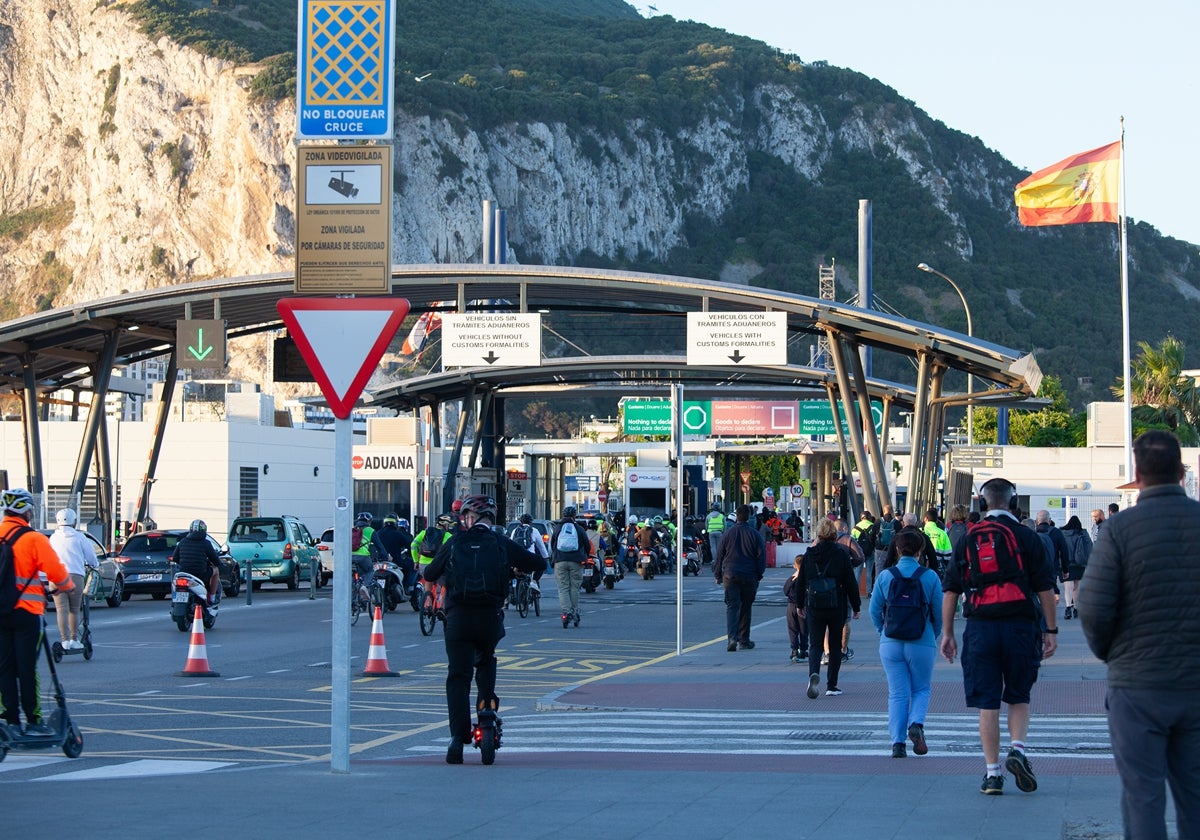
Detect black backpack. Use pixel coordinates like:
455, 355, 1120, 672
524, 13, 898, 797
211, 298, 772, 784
1068, 533, 1091, 579
514, 524, 535, 550
806, 560, 839, 610
445, 530, 509, 606
0, 526, 33, 616
418, 525, 446, 559
882, 567, 930, 640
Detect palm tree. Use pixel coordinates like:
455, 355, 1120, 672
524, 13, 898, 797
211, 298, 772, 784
1112, 335, 1200, 440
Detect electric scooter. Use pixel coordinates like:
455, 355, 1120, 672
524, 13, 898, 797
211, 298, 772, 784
0, 619, 84, 761
51, 567, 96, 663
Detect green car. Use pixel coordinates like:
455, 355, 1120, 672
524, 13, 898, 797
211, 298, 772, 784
225, 515, 321, 591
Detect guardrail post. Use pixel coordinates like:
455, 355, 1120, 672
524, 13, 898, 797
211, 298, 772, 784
245, 559, 253, 605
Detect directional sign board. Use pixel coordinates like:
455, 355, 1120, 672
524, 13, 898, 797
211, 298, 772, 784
687, 312, 786, 366
296, 0, 396, 140
176, 320, 226, 370
276, 298, 410, 418
295, 144, 393, 294
441, 313, 541, 368
952, 445, 1005, 469
623, 400, 671, 436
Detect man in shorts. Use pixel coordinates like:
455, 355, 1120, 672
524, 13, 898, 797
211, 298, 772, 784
939, 477, 1057, 795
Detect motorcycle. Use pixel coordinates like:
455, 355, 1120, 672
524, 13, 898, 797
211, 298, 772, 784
170, 570, 216, 632
654, 542, 674, 575
637, 548, 656, 580
682, 537, 702, 576
580, 553, 599, 593
622, 537, 639, 572
373, 557, 408, 612
601, 553, 621, 589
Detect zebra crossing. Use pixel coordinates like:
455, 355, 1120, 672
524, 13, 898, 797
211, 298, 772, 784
406, 709, 1114, 759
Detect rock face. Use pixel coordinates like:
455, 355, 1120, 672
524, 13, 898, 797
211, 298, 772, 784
0, 1, 1008, 314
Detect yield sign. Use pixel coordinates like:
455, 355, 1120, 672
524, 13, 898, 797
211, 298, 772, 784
276, 298, 410, 419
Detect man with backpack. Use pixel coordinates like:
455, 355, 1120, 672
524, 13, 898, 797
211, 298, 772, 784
869, 529, 942, 758
1034, 511, 1071, 621
0, 488, 74, 736
550, 506, 588, 627
422, 495, 543, 765
514, 513, 549, 592
940, 477, 1057, 796
871, 505, 898, 586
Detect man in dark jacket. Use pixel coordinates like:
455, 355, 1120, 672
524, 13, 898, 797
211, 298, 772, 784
1034, 510, 1072, 620
1079, 431, 1200, 839
713, 504, 767, 652
172, 519, 221, 605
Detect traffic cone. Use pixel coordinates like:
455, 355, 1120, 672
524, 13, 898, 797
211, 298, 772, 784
362, 605, 399, 677
176, 605, 220, 677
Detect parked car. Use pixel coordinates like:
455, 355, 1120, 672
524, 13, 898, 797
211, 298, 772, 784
113, 529, 241, 599
225, 515, 321, 590
317, 527, 335, 584
38, 528, 125, 608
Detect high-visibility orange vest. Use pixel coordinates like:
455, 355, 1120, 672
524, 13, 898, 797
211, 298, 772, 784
2, 516, 70, 616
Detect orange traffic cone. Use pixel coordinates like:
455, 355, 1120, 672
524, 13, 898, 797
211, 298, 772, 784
362, 605, 399, 677
176, 605, 220, 677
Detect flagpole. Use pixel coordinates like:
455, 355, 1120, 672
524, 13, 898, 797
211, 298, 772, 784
1118, 117, 1133, 484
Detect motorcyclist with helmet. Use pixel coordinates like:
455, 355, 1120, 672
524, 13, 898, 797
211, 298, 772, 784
375, 514, 416, 594
171, 519, 221, 606
421, 495, 543, 764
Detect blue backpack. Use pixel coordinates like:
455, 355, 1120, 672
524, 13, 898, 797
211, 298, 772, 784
882, 566, 930, 641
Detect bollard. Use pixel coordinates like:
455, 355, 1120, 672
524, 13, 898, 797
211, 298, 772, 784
245, 558, 253, 605
309, 555, 318, 600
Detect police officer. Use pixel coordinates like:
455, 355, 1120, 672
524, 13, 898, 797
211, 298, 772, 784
422, 495, 543, 764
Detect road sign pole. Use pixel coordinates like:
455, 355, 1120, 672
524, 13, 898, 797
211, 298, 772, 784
674, 385, 684, 657
331, 416, 352, 773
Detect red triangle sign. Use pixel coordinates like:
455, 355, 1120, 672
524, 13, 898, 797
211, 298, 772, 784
276, 298, 410, 419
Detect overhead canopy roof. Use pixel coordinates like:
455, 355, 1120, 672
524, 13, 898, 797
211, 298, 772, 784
0, 264, 1041, 401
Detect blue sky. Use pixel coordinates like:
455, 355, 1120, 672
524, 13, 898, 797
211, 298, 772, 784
638, 0, 1199, 246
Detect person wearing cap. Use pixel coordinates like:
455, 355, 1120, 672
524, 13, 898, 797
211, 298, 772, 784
0, 488, 74, 736
1079, 431, 1200, 839
48, 508, 100, 650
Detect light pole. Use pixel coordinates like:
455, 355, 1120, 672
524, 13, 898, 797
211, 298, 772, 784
918, 262, 974, 445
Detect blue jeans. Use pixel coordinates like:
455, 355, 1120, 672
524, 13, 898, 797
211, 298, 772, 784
879, 639, 936, 744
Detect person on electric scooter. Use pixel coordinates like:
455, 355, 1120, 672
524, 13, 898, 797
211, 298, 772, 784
422, 495, 543, 764
49, 508, 99, 651
171, 519, 221, 607
0, 488, 74, 737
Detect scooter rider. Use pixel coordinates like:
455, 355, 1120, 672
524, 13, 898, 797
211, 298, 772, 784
375, 514, 416, 593
0, 488, 74, 736
422, 494, 543, 764
49, 508, 99, 650
171, 519, 221, 606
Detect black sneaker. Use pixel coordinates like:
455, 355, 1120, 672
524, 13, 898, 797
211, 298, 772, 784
739, 640, 756, 650
806, 673, 820, 700
23, 722, 55, 737
445, 737, 465, 765
908, 722, 928, 756
1005, 748, 1038, 792
980, 774, 1004, 795
727, 640, 737, 652
1064, 606, 1072, 620
842, 647, 854, 661
892, 742, 906, 758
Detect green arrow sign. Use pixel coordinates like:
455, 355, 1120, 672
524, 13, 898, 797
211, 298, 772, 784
176, 319, 226, 370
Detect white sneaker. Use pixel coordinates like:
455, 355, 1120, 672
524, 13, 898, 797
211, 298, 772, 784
529, 580, 540, 592
65, 640, 80, 650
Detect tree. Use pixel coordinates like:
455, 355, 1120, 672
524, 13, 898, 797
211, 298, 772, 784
971, 375, 1081, 446
1112, 335, 1199, 441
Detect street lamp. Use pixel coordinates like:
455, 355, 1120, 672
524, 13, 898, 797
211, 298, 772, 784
918, 262, 974, 445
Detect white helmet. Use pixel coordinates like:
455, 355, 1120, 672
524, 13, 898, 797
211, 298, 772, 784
56, 508, 78, 527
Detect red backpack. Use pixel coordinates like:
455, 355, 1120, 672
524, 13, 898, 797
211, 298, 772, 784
961, 520, 1034, 619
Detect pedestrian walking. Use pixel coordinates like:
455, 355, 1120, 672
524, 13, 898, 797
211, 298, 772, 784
713, 504, 766, 652
1058, 515, 1091, 617
870, 530, 942, 757
1079, 431, 1200, 839
799, 518, 861, 698
48, 508, 99, 650
783, 556, 807, 663
939, 477, 1057, 795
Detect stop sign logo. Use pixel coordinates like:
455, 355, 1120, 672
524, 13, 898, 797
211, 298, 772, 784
352, 455, 364, 470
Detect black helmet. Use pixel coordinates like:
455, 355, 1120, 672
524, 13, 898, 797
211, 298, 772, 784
710, 502, 721, 513
382, 514, 398, 528
562, 506, 577, 518
436, 512, 456, 529
190, 519, 207, 534
459, 494, 497, 522
519, 513, 533, 525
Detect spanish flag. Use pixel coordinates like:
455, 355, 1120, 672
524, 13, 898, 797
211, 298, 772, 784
1014, 140, 1121, 226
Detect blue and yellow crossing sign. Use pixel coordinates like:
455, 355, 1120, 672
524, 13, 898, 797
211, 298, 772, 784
296, 0, 396, 140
